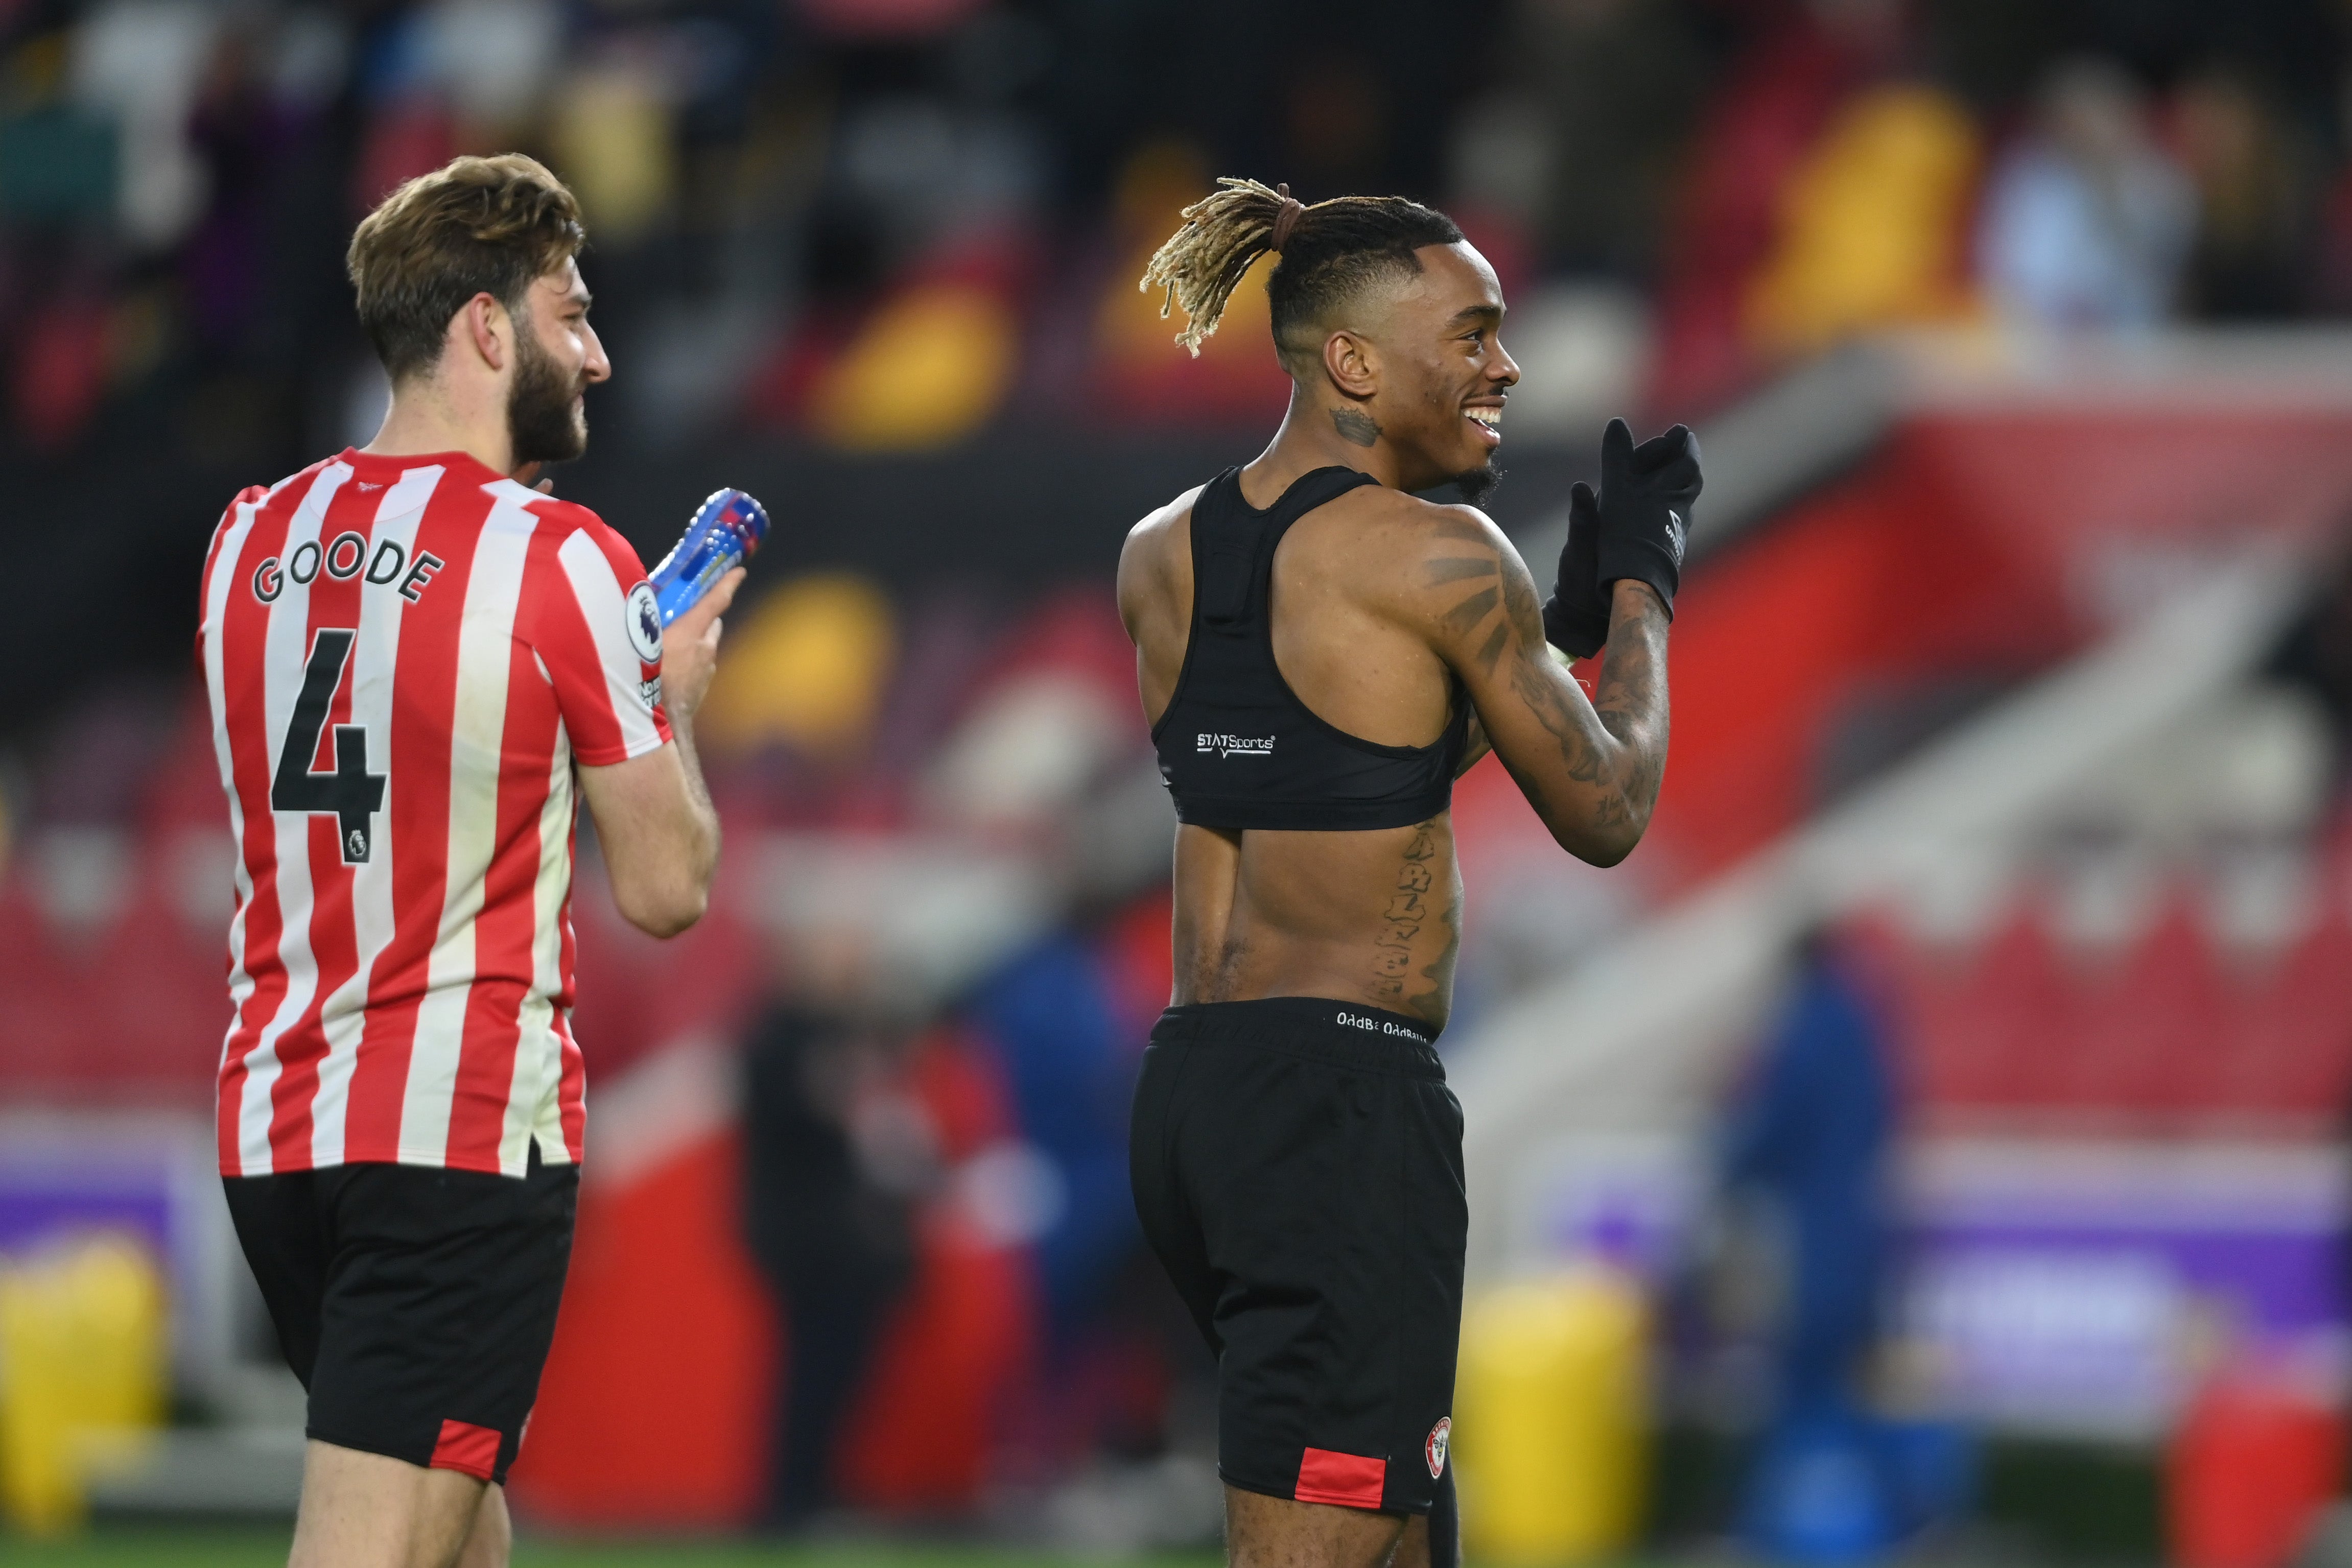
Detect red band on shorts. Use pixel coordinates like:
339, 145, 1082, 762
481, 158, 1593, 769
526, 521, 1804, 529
430, 1418, 502, 1480
1295, 1446, 1386, 1509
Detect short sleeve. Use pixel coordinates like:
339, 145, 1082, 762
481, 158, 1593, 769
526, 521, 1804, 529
197, 484, 270, 658
536, 519, 674, 766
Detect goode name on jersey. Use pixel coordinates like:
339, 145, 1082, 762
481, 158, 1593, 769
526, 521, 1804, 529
200, 449, 671, 1181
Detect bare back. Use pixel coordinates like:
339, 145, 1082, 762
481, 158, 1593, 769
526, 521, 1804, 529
1119, 469, 1472, 1031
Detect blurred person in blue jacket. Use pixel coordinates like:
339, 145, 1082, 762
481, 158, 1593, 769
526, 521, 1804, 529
1723, 937, 1892, 1427
968, 930, 1145, 1349
1719, 934, 1965, 1562
1978, 59, 2196, 328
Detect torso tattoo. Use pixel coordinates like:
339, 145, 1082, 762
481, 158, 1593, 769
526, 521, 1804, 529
1370, 820, 1456, 1021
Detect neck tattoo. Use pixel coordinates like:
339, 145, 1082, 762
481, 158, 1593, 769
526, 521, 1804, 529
1330, 407, 1380, 447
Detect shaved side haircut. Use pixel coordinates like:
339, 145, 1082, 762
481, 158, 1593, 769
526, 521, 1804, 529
1139, 177, 1464, 364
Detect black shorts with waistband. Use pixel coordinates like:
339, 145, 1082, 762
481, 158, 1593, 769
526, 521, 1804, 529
223, 1145, 578, 1486
1130, 997, 1466, 1514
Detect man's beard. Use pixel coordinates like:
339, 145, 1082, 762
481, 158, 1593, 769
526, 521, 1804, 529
508, 327, 587, 466
1453, 462, 1503, 508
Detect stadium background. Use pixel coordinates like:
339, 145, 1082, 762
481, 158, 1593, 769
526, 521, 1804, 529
11, 0, 2352, 1562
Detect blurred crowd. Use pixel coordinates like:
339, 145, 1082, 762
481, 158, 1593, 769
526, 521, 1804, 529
4, 0, 2352, 467
17, 0, 2352, 1546
0, 571, 1209, 1529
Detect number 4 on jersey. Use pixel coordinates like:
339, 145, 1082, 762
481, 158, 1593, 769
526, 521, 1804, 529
272, 629, 386, 864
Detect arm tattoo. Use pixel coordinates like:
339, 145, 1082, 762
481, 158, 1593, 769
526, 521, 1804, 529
1497, 553, 1544, 642
1422, 533, 1518, 646
1509, 653, 1611, 792
1593, 589, 1671, 818
1474, 621, 1508, 674
1424, 538, 1512, 654
1424, 556, 1499, 585
1430, 517, 1490, 544
1492, 551, 1623, 817
1439, 586, 1500, 638
1331, 407, 1381, 446
1421, 531, 1546, 698
1415, 521, 1668, 849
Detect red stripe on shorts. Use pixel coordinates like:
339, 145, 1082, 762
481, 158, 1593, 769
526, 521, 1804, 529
430, 1418, 502, 1480
1296, 1446, 1387, 1509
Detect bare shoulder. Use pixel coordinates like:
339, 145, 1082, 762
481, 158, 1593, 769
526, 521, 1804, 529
1303, 488, 1545, 660
1116, 483, 1204, 636
1304, 487, 1517, 595
1307, 484, 1506, 548
1120, 484, 1203, 566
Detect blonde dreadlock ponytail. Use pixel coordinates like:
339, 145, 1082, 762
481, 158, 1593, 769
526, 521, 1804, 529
1138, 178, 1467, 361
1140, 178, 1298, 357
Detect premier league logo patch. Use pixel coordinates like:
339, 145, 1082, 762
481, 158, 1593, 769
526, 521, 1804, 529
1425, 1416, 1450, 1479
625, 582, 664, 663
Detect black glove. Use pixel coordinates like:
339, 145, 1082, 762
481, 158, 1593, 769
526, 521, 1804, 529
1540, 481, 1609, 659
1594, 417, 1700, 619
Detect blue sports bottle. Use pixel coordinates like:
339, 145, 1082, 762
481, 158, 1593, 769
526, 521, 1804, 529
649, 488, 770, 626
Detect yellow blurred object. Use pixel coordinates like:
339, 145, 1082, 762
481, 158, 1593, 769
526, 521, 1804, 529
1455, 1266, 1650, 1564
811, 284, 1020, 452
1111, 138, 1209, 233
1097, 139, 1276, 366
550, 67, 676, 244
1745, 85, 1984, 355
1102, 248, 1278, 365
0, 1233, 169, 1535
696, 573, 896, 755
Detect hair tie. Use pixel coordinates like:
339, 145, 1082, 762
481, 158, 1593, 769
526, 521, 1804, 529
1268, 183, 1305, 253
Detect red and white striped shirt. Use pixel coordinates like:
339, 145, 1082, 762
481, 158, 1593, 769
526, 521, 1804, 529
199, 448, 672, 1179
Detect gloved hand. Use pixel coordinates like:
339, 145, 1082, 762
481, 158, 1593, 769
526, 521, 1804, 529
1540, 481, 1609, 659
1594, 417, 1700, 619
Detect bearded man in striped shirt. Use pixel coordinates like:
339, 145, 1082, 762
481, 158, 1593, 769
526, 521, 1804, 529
198, 154, 739, 1568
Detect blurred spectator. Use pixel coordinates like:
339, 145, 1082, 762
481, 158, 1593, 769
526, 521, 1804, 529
551, 54, 678, 248
1722, 938, 1893, 1428
69, 0, 216, 249
1977, 59, 2196, 329
182, 25, 274, 354
741, 933, 923, 1530
16, 0, 2352, 482
0, 37, 116, 231
966, 932, 1142, 1348
1646, 0, 1900, 413
12, 289, 109, 449
1720, 936, 1909, 1560
1480, 0, 1704, 281
2173, 66, 2313, 320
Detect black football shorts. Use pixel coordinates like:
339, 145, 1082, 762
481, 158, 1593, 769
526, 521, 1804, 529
223, 1145, 578, 1485
1130, 997, 1467, 1514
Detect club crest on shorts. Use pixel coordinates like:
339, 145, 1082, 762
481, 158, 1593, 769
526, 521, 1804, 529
625, 582, 664, 662
1426, 1416, 1450, 1478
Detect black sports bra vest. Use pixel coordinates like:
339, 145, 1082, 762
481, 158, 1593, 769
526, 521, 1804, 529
1152, 465, 1471, 831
